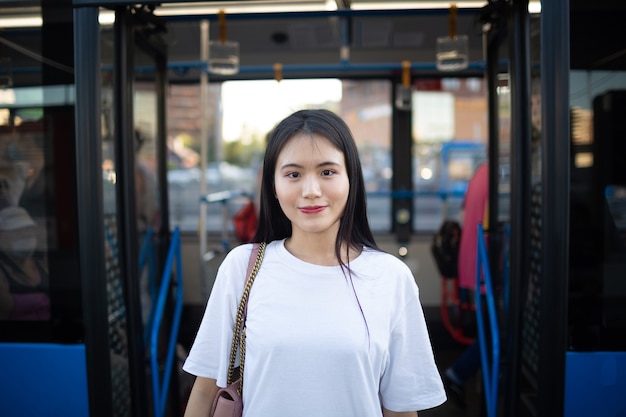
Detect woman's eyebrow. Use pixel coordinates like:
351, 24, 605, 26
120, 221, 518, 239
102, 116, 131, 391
316, 161, 341, 168
279, 162, 303, 170
279, 161, 341, 170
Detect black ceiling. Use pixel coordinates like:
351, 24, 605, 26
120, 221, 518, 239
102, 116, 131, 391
143, 8, 488, 81
1, 1, 625, 88
570, 9, 626, 70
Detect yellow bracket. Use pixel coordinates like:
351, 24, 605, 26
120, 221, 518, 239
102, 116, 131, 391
218, 10, 227, 44
273, 63, 283, 82
448, 4, 458, 39
401, 60, 411, 88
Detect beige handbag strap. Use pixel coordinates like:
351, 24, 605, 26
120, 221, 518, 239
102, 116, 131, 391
226, 242, 266, 394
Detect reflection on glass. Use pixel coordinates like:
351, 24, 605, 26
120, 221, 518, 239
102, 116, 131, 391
134, 83, 161, 328
574, 152, 593, 168
134, 85, 160, 231
0, 118, 50, 321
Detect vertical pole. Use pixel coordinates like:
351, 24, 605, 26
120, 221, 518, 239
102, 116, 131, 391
506, 0, 532, 414
156, 45, 171, 249
74, 6, 113, 417
114, 8, 149, 416
539, 0, 570, 414
484, 14, 501, 281
199, 20, 210, 300
391, 81, 414, 247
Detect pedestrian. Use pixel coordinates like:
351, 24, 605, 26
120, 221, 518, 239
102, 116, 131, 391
183, 109, 446, 417
442, 162, 489, 409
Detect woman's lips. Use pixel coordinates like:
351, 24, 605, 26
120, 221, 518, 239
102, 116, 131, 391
299, 206, 325, 214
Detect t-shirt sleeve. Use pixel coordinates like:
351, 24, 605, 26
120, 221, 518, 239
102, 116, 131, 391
379, 276, 447, 412
182, 244, 251, 386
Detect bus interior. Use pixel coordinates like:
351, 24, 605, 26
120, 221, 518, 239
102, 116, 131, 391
1, 1, 626, 416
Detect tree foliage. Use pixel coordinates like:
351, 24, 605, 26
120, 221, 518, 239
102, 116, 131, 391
223, 133, 266, 166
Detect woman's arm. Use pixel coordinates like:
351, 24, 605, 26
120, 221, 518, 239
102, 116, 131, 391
382, 407, 418, 417
183, 376, 220, 417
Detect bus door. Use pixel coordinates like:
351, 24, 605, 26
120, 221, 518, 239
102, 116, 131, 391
74, 4, 173, 416
101, 6, 173, 416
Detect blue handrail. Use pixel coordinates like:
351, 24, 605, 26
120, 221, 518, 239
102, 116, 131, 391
150, 227, 184, 417
475, 223, 500, 417
138, 228, 157, 345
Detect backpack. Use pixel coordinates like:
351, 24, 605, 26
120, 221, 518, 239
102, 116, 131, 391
430, 219, 462, 279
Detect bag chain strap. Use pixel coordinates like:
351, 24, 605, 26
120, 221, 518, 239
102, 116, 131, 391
226, 242, 266, 395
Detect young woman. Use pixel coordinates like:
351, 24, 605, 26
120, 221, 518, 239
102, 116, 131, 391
183, 109, 446, 417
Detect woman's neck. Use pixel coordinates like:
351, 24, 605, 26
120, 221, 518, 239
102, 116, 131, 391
284, 233, 360, 266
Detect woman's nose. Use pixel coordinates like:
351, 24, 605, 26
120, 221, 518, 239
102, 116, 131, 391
302, 175, 322, 198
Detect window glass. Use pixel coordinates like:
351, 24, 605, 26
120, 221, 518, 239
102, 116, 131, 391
167, 79, 394, 234
0, 0, 82, 344
0, 88, 81, 336
411, 78, 488, 232
165, 77, 494, 236
0, 113, 50, 322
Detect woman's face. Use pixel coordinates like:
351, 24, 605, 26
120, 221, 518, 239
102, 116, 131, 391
274, 133, 349, 239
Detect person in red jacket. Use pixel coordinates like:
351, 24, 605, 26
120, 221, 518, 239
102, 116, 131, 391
443, 161, 489, 409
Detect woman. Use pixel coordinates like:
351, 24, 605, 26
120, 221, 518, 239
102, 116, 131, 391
183, 109, 446, 417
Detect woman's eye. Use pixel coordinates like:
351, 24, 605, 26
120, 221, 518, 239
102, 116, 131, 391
287, 172, 300, 179
321, 169, 334, 176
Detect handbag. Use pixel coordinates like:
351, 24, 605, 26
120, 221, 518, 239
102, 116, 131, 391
210, 242, 266, 417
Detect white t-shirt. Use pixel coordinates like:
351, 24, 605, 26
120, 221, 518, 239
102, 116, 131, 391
183, 239, 446, 416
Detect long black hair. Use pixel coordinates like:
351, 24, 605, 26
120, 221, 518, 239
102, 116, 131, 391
252, 109, 379, 266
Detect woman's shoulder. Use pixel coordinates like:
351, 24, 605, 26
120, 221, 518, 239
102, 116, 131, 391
354, 249, 419, 300
356, 247, 413, 275
221, 240, 279, 267
214, 243, 259, 293
222, 242, 255, 263
360, 246, 405, 263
